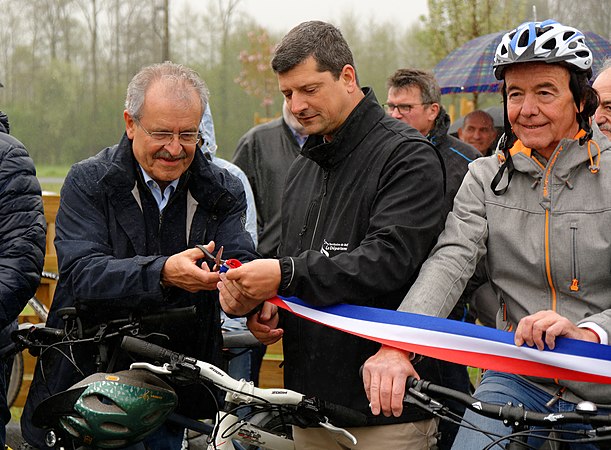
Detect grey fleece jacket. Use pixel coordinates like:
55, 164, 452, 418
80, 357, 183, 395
400, 125, 611, 404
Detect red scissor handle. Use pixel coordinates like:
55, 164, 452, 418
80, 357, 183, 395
220, 259, 242, 273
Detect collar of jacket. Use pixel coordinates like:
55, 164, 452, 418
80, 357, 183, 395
426, 106, 451, 144
300, 87, 385, 170
508, 126, 611, 178
100, 133, 238, 214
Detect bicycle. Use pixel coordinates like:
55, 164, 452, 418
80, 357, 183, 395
403, 375, 611, 449
6, 307, 365, 450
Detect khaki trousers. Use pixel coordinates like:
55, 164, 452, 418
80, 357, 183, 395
291, 418, 438, 449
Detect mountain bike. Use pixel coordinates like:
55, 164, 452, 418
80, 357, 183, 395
6, 307, 364, 450
403, 375, 611, 449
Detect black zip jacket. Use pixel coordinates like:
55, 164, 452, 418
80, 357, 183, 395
276, 88, 445, 426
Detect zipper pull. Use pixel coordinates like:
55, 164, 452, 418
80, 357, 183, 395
570, 278, 579, 292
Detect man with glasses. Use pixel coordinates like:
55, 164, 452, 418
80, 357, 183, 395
21, 62, 257, 449
385, 69, 480, 217
385, 68, 480, 449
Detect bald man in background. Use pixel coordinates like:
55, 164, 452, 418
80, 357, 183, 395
593, 61, 611, 140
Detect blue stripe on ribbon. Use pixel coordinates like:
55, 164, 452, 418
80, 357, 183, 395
279, 296, 611, 361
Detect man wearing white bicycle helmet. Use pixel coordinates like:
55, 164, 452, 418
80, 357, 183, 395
363, 20, 611, 449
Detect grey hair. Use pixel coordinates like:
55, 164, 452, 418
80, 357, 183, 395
125, 61, 209, 120
386, 68, 441, 104
271, 21, 357, 83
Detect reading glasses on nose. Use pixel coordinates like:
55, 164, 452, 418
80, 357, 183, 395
134, 117, 200, 145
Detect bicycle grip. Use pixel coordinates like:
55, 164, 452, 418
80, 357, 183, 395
320, 400, 369, 427
121, 336, 180, 363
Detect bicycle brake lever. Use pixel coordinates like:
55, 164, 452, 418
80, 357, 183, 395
404, 387, 445, 413
318, 418, 358, 446
130, 362, 173, 375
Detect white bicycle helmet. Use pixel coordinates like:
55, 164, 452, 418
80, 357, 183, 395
493, 20, 593, 79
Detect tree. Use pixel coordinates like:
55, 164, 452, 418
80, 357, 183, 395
234, 27, 278, 118
422, 0, 530, 109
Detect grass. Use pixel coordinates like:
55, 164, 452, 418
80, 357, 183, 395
36, 164, 69, 194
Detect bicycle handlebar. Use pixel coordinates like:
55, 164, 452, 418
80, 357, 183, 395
121, 335, 368, 428
406, 376, 611, 428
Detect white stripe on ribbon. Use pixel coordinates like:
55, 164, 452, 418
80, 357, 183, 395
271, 297, 611, 383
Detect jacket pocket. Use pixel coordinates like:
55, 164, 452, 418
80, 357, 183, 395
570, 222, 580, 292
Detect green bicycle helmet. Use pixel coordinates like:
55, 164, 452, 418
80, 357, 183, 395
33, 369, 177, 449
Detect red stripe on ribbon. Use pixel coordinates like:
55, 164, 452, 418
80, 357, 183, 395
269, 297, 611, 384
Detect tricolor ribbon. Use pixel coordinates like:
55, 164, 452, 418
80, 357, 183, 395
270, 296, 611, 384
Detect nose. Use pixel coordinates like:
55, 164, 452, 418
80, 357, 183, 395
290, 94, 307, 116
595, 106, 608, 125
520, 93, 539, 117
164, 134, 184, 154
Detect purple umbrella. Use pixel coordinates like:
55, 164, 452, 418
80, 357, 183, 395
434, 30, 611, 95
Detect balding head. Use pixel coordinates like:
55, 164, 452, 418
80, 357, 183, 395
593, 63, 611, 140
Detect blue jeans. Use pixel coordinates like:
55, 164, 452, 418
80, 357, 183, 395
452, 371, 609, 449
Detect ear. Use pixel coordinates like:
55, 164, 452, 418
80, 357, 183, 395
457, 128, 464, 139
124, 110, 136, 139
340, 64, 358, 93
428, 102, 440, 121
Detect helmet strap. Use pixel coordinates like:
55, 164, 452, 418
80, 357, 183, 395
491, 84, 516, 195
569, 71, 593, 145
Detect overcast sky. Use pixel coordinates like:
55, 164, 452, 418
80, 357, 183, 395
223, 0, 428, 33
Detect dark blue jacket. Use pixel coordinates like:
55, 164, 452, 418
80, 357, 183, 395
0, 118, 46, 327
22, 134, 257, 446
0, 116, 45, 441
427, 107, 481, 218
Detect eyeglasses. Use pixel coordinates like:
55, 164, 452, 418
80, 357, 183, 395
134, 117, 200, 145
383, 103, 430, 115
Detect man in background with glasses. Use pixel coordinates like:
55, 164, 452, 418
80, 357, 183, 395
385, 68, 480, 450
385, 68, 480, 217
21, 62, 257, 450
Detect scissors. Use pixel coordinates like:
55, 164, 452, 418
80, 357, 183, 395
196, 244, 242, 273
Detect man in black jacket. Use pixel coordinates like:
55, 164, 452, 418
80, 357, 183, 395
219, 21, 445, 448
0, 108, 46, 447
21, 62, 257, 449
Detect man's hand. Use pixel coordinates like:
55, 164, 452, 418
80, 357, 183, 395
515, 310, 599, 350
218, 259, 281, 316
247, 301, 283, 345
363, 345, 418, 418
161, 242, 220, 292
